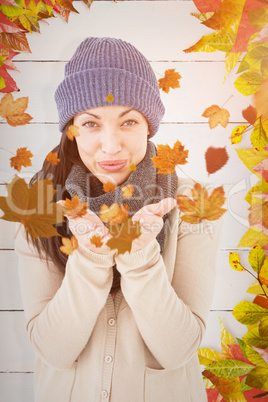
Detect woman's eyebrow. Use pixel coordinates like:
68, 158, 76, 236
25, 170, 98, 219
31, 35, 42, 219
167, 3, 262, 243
78, 108, 135, 119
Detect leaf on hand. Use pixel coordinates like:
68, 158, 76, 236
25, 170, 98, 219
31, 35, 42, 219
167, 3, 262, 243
103, 181, 117, 193
106, 216, 141, 255
231, 125, 247, 145
158, 68, 181, 94
229, 251, 246, 271
66, 125, 80, 141
10, 147, 33, 172
90, 234, 103, 248
0, 175, 65, 239
151, 140, 188, 175
46, 151, 60, 166
64, 195, 88, 218
202, 105, 230, 129
176, 183, 226, 224
60, 235, 78, 255
254, 77, 268, 119
99, 203, 129, 224
121, 183, 134, 198
0, 93, 32, 126
205, 146, 229, 175
242, 105, 257, 125
129, 163, 136, 172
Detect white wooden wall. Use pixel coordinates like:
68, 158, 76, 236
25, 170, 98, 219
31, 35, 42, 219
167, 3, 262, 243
0, 1, 256, 400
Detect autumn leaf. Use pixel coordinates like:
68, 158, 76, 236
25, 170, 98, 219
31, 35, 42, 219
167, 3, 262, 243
235, 148, 268, 178
10, 147, 33, 172
250, 23, 268, 44
229, 251, 246, 271
158, 68, 181, 94
254, 77, 268, 119
192, 0, 221, 13
66, 125, 80, 141
202, 105, 230, 129
176, 183, 226, 224
46, 151, 60, 166
242, 105, 257, 125
253, 157, 268, 183
249, 201, 268, 229
106, 93, 114, 102
0, 175, 65, 239
0, 43, 19, 93
238, 226, 268, 248
64, 195, 88, 218
106, 216, 141, 255
60, 235, 78, 256
260, 258, 268, 286
234, 71, 263, 96
151, 140, 188, 175
90, 235, 103, 248
129, 163, 136, 172
0, 93, 32, 126
0, 9, 24, 33
99, 203, 129, 224
121, 183, 134, 198
103, 181, 117, 193
250, 121, 268, 151
205, 146, 229, 175
231, 125, 247, 144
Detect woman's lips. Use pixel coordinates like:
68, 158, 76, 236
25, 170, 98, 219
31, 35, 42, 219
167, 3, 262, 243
97, 160, 127, 172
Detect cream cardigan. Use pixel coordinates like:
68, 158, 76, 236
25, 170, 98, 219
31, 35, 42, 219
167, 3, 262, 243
15, 178, 223, 402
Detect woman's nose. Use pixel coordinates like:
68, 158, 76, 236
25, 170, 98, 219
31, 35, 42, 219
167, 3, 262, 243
101, 132, 122, 154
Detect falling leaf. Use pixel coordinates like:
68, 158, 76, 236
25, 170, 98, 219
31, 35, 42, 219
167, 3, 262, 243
158, 68, 181, 94
151, 140, 188, 175
121, 183, 134, 198
202, 105, 230, 129
176, 183, 226, 224
106, 216, 141, 255
249, 202, 268, 229
99, 203, 128, 224
106, 93, 114, 102
231, 125, 247, 144
66, 125, 80, 141
64, 195, 88, 218
0, 175, 65, 239
242, 105, 257, 125
90, 235, 103, 248
254, 77, 268, 119
46, 151, 60, 166
129, 163, 136, 172
0, 93, 32, 126
229, 251, 246, 271
205, 146, 229, 175
60, 235, 78, 255
10, 147, 33, 172
103, 181, 117, 193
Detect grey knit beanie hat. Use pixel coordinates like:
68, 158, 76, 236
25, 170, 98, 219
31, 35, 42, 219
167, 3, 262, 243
54, 37, 165, 137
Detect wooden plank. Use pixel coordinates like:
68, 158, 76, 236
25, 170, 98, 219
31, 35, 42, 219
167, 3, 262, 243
0, 373, 34, 402
15, 1, 225, 62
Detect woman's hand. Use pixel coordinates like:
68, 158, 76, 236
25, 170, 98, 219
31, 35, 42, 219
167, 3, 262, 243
58, 201, 116, 256
130, 197, 177, 253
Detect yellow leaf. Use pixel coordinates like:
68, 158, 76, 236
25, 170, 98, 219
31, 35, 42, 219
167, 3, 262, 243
158, 68, 181, 94
90, 235, 103, 248
129, 163, 136, 172
250, 122, 268, 152
103, 181, 117, 193
198, 348, 225, 366
66, 125, 80, 141
224, 52, 243, 82
260, 258, 268, 287
254, 77, 268, 119
64, 195, 88, 218
247, 279, 268, 296
234, 71, 263, 96
235, 148, 268, 178
106, 93, 114, 102
99, 203, 128, 224
60, 236, 78, 255
229, 252, 245, 271
231, 125, 247, 145
238, 226, 268, 248
184, 32, 235, 53
151, 140, 188, 175
121, 183, 134, 198
0, 93, 33, 126
219, 317, 236, 358
46, 151, 60, 166
202, 105, 230, 129
10, 147, 33, 172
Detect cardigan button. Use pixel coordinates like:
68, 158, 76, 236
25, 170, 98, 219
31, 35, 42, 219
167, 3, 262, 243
108, 318, 116, 326
101, 390, 108, 398
105, 355, 113, 363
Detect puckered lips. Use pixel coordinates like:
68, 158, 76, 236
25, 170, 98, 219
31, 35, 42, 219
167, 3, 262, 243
97, 160, 127, 172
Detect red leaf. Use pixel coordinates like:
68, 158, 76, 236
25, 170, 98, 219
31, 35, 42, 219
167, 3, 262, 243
242, 105, 257, 125
0, 66, 19, 92
1, 0, 19, 5
205, 146, 229, 175
206, 388, 222, 401
227, 344, 252, 364
0, 32, 31, 52
0, 11, 24, 34
193, 0, 222, 13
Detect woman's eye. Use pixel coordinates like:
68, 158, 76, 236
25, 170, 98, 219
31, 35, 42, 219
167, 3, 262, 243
83, 121, 97, 128
123, 120, 136, 126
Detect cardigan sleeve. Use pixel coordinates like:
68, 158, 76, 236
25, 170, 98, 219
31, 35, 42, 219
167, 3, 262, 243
15, 226, 114, 371
115, 212, 223, 370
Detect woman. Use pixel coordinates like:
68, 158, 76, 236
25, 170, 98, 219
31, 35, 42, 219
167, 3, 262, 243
15, 37, 222, 402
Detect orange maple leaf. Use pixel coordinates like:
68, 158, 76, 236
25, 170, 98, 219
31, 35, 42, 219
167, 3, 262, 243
129, 163, 137, 172
151, 140, 188, 174
66, 125, 80, 141
99, 203, 129, 224
64, 195, 88, 218
176, 183, 226, 224
103, 181, 117, 193
0, 93, 33, 127
106, 93, 114, 102
202, 105, 230, 129
121, 183, 134, 198
90, 235, 103, 248
10, 147, 33, 172
60, 235, 78, 255
106, 216, 141, 255
158, 68, 181, 94
46, 151, 60, 166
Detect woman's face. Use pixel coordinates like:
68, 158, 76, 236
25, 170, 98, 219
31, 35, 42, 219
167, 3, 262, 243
73, 105, 149, 185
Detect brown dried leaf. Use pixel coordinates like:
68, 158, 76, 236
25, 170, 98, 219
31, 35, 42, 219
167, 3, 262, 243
205, 146, 229, 175
60, 235, 78, 255
202, 105, 230, 129
99, 203, 129, 224
121, 183, 134, 198
158, 68, 181, 94
0, 93, 32, 126
10, 147, 33, 172
64, 195, 88, 218
46, 151, 60, 166
242, 105, 257, 125
151, 140, 188, 175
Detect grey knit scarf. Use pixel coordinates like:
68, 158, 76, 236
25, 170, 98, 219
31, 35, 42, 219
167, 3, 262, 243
65, 141, 178, 291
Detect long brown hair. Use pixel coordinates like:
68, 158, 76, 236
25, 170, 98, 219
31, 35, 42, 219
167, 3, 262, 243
26, 121, 84, 273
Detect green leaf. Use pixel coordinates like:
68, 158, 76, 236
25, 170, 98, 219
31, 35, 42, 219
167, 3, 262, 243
243, 327, 268, 349
246, 366, 268, 390
206, 359, 254, 379
260, 316, 268, 337
248, 245, 266, 274
0, 75, 6, 90
245, 344, 268, 367
234, 71, 263, 96
0, 4, 23, 17
237, 56, 250, 74
233, 300, 268, 325
245, 46, 268, 70
251, 123, 268, 152
240, 376, 253, 393
237, 338, 248, 359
